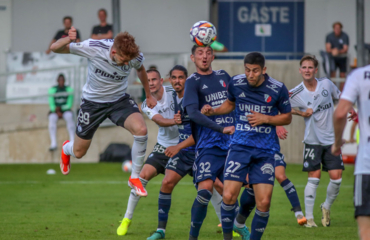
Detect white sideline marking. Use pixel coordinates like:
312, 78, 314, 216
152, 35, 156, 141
0, 180, 353, 188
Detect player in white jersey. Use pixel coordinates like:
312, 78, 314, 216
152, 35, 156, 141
50, 27, 157, 197
117, 69, 181, 236
289, 55, 355, 227
332, 65, 370, 240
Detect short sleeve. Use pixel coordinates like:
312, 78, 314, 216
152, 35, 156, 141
69, 40, 96, 59
141, 101, 159, 120
91, 26, 98, 35
343, 33, 349, 45
277, 85, 292, 113
341, 71, 360, 103
130, 52, 145, 70
183, 78, 199, 107
53, 31, 61, 41
289, 86, 305, 108
227, 80, 236, 102
76, 30, 81, 40
329, 80, 341, 100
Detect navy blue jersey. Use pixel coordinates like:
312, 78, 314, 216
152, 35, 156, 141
228, 74, 291, 152
173, 91, 195, 152
183, 70, 234, 150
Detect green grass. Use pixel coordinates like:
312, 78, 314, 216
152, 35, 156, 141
0, 163, 357, 240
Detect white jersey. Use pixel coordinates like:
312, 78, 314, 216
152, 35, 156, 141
141, 86, 179, 148
69, 39, 144, 103
289, 78, 341, 145
341, 66, 370, 175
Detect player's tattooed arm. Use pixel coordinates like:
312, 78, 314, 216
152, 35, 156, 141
50, 26, 78, 54
247, 111, 292, 127
291, 108, 313, 118
201, 99, 235, 116
165, 135, 195, 158
151, 114, 179, 127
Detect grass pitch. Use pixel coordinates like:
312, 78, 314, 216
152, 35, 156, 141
0, 163, 357, 240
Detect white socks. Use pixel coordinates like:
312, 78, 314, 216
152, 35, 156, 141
48, 113, 58, 148
323, 178, 342, 210
124, 177, 148, 219
48, 112, 75, 148
131, 135, 148, 178
210, 187, 223, 223
304, 177, 320, 219
63, 111, 75, 142
62, 141, 76, 158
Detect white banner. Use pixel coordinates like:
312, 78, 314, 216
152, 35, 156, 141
6, 52, 86, 103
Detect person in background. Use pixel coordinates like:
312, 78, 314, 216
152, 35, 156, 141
90, 9, 113, 40
46, 16, 81, 54
325, 22, 349, 79
48, 74, 75, 151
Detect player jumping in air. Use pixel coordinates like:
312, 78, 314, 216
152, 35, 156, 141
183, 45, 235, 240
50, 27, 156, 197
289, 55, 355, 227
117, 69, 181, 236
202, 52, 292, 240
332, 64, 370, 240
146, 65, 225, 240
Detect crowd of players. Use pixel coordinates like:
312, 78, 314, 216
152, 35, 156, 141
48, 26, 369, 240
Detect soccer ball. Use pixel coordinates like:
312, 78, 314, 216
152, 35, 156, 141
190, 21, 217, 47
122, 160, 132, 172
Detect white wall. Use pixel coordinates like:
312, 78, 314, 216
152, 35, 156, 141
11, 0, 113, 52
305, 0, 370, 65
11, 0, 209, 53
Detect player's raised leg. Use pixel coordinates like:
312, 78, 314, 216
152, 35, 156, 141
275, 164, 306, 225
61, 135, 91, 175
123, 112, 149, 196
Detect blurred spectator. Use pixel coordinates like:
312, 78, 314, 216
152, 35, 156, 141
210, 40, 228, 52
46, 16, 81, 54
48, 74, 75, 151
325, 22, 349, 78
90, 9, 113, 40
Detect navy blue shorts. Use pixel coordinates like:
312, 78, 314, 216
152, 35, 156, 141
274, 152, 287, 168
193, 147, 227, 184
224, 144, 276, 186
166, 150, 195, 177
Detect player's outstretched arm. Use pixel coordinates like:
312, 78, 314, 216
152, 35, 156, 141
186, 103, 224, 133
50, 26, 79, 54
165, 135, 195, 158
291, 108, 313, 118
202, 99, 235, 116
151, 113, 180, 127
332, 99, 353, 155
137, 65, 157, 109
247, 111, 292, 127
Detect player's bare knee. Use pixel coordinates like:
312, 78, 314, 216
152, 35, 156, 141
276, 174, 287, 184
223, 191, 237, 205
257, 198, 271, 211
162, 177, 176, 192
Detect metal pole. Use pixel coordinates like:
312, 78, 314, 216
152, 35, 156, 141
357, 0, 365, 67
112, 0, 121, 37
